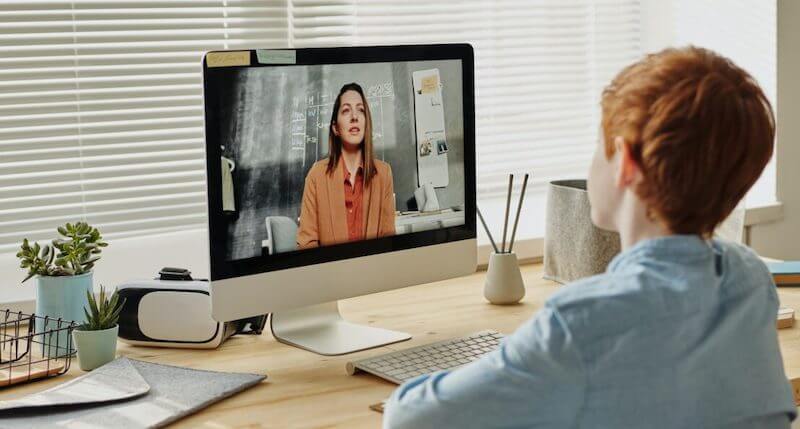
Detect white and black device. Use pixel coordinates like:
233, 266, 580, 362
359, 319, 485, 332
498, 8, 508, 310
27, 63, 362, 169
117, 268, 267, 349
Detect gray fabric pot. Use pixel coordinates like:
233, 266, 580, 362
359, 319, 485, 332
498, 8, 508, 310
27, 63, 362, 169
544, 180, 621, 284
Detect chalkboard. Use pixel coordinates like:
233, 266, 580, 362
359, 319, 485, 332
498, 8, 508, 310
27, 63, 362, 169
209, 60, 465, 260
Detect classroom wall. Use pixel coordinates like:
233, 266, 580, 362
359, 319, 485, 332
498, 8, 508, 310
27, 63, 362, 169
750, 0, 800, 259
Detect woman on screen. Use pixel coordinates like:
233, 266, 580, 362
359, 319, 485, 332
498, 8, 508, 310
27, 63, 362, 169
296, 83, 396, 249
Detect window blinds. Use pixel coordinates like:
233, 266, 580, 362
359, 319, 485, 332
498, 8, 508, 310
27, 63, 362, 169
290, 0, 641, 199
290, 0, 355, 48
1, 1, 642, 252
0, 0, 288, 252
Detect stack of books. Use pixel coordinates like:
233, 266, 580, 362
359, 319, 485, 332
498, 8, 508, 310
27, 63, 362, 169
768, 261, 800, 286
778, 307, 795, 329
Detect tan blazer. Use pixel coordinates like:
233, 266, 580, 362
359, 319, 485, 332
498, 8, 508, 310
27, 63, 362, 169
297, 158, 396, 249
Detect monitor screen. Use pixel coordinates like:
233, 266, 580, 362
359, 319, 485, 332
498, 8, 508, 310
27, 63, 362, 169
203, 46, 475, 280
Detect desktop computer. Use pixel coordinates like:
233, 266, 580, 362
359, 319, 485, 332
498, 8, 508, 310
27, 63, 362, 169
202, 44, 477, 356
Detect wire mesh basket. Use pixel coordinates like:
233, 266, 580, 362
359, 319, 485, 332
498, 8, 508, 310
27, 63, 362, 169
0, 310, 76, 388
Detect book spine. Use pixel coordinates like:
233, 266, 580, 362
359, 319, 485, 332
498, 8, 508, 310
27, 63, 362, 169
774, 274, 800, 285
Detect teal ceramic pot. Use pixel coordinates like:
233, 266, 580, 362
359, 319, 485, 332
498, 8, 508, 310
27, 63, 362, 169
35, 271, 93, 355
72, 325, 118, 371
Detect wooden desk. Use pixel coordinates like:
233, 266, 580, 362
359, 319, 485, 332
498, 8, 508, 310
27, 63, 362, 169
3, 263, 800, 428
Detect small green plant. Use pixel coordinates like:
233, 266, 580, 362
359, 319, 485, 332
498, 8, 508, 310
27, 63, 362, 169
82, 286, 125, 331
16, 221, 108, 283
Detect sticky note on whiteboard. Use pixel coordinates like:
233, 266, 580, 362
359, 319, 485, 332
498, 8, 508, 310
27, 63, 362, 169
257, 50, 297, 64
206, 51, 251, 68
420, 75, 439, 94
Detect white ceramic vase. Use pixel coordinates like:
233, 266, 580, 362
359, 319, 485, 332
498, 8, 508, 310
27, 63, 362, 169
484, 252, 525, 305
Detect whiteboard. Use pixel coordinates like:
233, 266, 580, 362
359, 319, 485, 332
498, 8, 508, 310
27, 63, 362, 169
413, 68, 449, 188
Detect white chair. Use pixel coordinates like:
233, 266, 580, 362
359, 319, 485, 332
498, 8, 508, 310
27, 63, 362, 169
262, 216, 299, 255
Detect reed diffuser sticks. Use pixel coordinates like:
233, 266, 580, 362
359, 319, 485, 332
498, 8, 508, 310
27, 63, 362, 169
478, 172, 530, 254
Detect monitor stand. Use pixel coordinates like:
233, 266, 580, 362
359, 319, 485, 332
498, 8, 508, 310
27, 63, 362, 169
269, 301, 411, 356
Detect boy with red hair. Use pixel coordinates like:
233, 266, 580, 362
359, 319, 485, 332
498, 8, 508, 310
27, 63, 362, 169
385, 47, 796, 428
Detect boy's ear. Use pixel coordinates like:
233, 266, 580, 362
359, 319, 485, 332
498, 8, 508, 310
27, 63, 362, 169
615, 136, 642, 188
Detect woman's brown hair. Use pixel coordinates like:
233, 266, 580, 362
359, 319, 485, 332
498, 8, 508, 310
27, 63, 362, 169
326, 83, 377, 186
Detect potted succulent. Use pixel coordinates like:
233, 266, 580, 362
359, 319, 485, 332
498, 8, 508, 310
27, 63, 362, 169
73, 286, 124, 371
16, 222, 107, 354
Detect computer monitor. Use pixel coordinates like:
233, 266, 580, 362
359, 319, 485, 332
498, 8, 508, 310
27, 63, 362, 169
202, 44, 476, 355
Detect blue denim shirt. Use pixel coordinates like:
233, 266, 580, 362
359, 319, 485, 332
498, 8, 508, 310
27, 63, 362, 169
384, 236, 797, 428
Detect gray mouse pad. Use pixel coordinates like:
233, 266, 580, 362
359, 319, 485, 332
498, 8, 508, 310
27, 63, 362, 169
0, 357, 266, 429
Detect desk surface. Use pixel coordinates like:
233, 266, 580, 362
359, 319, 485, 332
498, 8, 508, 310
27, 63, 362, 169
4, 263, 800, 428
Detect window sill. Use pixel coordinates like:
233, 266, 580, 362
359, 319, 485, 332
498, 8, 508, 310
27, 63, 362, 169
744, 202, 784, 226
0, 228, 211, 314
477, 238, 543, 269
478, 202, 785, 268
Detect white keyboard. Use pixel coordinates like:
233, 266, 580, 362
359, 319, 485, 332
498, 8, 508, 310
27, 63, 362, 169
346, 330, 504, 384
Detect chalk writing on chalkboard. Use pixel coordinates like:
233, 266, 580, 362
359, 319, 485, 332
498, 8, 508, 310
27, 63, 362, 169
291, 82, 396, 166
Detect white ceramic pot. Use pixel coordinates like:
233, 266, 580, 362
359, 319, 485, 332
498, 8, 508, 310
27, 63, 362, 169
484, 252, 525, 305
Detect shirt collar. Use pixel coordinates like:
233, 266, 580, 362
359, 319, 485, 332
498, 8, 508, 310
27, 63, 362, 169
340, 156, 363, 180
607, 234, 715, 273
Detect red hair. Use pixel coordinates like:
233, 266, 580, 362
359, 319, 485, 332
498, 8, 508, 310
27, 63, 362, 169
601, 46, 774, 237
